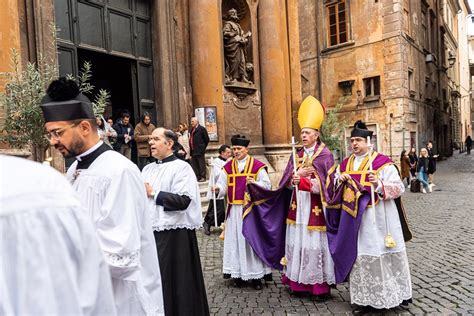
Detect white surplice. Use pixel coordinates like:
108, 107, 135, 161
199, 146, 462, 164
206, 157, 227, 201
0, 155, 116, 315
285, 145, 335, 286
141, 158, 202, 231
336, 153, 412, 309
67, 148, 164, 315
215, 156, 272, 280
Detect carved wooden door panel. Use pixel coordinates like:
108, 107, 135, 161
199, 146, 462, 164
54, 0, 155, 120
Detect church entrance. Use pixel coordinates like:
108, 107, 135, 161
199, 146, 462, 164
54, 0, 156, 164
77, 49, 135, 123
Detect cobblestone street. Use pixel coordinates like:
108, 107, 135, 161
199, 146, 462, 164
197, 151, 474, 315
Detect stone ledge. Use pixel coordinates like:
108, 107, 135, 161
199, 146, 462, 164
0, 149, 31, 158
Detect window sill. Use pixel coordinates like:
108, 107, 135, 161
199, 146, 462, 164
321, 41, 355, 54
363, 96, 380, 102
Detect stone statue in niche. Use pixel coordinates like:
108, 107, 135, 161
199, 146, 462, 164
223, 8, 253, 85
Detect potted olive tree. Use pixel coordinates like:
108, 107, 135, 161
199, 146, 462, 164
1, 49, 109, 163
320, 102, 346, 163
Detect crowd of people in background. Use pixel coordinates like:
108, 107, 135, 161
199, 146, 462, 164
96, 112, 211, 180
401, 141, 440, 194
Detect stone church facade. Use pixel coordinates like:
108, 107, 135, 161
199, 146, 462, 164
1, 0, 472, 172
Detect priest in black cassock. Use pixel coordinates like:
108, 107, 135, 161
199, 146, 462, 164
40, 78, 163, 315
143, 127, 209, 316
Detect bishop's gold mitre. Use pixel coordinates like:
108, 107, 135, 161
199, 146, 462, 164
297, 95, 325, 130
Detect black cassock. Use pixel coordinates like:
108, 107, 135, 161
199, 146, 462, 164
153, 190, 209, 316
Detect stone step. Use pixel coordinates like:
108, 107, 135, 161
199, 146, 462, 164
199, 180, 210, 215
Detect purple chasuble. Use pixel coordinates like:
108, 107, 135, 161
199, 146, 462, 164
242, 143, 338, 270
339, 152, 393, 206
223, 156, 266, 207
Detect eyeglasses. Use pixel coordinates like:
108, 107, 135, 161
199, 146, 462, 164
44, 123, 77, 141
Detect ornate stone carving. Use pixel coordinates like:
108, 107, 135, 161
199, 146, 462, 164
224, 88, 260, 109
223, 8, 253, 85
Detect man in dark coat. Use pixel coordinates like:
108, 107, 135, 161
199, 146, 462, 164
189, 117, 210, 182
426, 141, 439, 185
465, 136, 472, 155
112, 112, 134, 160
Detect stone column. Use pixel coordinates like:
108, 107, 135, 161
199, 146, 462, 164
189, 0, 225, 142
0, 0, 22, 152
258, 0, 292, 145
0, 0, 21, 91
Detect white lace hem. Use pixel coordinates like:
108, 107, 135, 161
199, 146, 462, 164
350, 251, 412, 309
153, 224, 201, 231
222, 269, 270, 281
104, 250, 140, 267
285, 225, 336, 285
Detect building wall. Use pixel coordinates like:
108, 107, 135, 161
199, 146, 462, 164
458, 0, 472, 141
296, 0, 467, 160
0, 0, 22, 130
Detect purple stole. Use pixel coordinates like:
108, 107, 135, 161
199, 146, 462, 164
339, 152, 393, 206
287, 144, 327, 231
223, 156, 266, 206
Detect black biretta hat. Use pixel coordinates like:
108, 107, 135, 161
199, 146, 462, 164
231, 134, 250, 147
351, 120, 373, 138
40, 77, 95, 122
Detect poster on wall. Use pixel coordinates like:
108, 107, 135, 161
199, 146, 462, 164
194, 106, 218, 141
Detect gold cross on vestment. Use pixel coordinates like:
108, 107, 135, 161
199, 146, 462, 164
312, 205, 322, 216
291, 201, 297, 211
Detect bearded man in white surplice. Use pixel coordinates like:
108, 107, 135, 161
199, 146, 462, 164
41, 78, 163, 315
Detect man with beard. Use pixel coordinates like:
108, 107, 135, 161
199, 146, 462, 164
112, 111, 134, 160
134, 113, 156, 170
142, 127, 209, 316
41, 77, 163, 315
223, 8, 252, 84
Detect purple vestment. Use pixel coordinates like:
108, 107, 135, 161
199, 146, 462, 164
242, 143, 338, 270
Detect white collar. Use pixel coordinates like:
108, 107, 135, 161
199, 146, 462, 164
76, 141, 104, 161
354, 151, 369, 160
304, 143, 317, 155
237, 155, 248, 163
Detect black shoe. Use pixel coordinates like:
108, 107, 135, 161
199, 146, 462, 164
232, 278, 243, 288
312, 293, 331, 302
203, 222, 211, 235
252, 279, 263, 290
401, 298, 413, 306
263, 273, 273, 282
352, 305, 375, 315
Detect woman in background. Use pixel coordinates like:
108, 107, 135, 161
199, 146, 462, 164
417, 148, 432, 193
96, 116, 117, 148
400, 150, 411, 187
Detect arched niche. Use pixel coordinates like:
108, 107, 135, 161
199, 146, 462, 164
221, 0, 254, 85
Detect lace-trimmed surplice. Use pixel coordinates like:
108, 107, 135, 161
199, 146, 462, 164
336, 154, 412, 309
